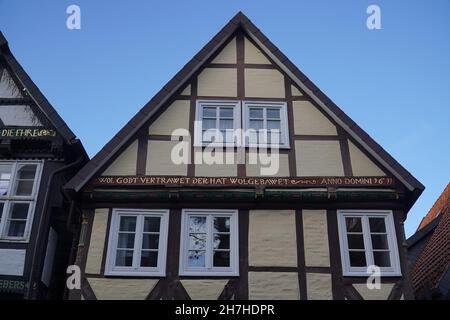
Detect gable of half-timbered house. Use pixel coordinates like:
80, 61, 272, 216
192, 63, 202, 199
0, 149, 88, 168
64, 12, 423, 301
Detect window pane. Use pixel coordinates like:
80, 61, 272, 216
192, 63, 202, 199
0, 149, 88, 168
189, 234, 206, 250
119, 216, 136, 232
14, 181, 34, 196
188, 250, 205, 267
7, 221, 26, 237
0, 164, 12, 196
247, 130, 259, 144
223, 130, 237, 143
219, 119, 233, 130
347, 234, 365, 249
269, 131, 281, 145
142, 234, 159, 250
219, 107, 233, 118
249, 108, 263, 119
371, 234, 389, 250
10, 203, 29, 219
189, 216, 206, 233
369, 217, 386, 233
267, 108, 280, 119
249, 120, 264, 130
16, 164, 37, 180
144, 217, 160, 232
117, 233, 135, 249
203, 107, 216, 118
345, 217, 362, 232
349, 251, 367, 267
213, 217, 230, 232
115, 250, 133, 267
213, 251, 230, 267
267, 120, 281, 130
202, 119, 216, 130
0, 202, 4, 220
140, 251, 158, 267
214, 233, 230, 250
373, 251, 391, 267
202, 130, 214, 143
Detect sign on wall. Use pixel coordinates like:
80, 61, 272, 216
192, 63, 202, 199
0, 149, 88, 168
0, 127, 57, 138
94, 176, 397, 188
0, 278, 27, 294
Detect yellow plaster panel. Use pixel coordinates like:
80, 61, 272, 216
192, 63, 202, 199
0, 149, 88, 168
85, 208, 109, 274
348, 140, 386, 176
102, 140, 138, 176
295, 140, 344, 176
302, 210, 330, 267
181, 280, 228, 300
88, 278, 158, 300
244, 69, 285, 98
249, 272, 300, 300
146, 140, 188, 176
180, 85, 191, 96
211, 38, 237, 64
291, 85, 303, 96
249, 210, 297, 267
306, 273, 333, 300
194, 150, 237, 177
148, 100, 190, 135
292, 100, 337, 135
197, 68, 237, 97
245, 152, 290, 177
353, 283, 394, 300
244, 37, 271, 64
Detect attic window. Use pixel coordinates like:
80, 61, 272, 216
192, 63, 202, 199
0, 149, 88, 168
337, 210, 401, 277
194, 100, 241, 147
243, 101, 289, 148
194, 100, 290, 148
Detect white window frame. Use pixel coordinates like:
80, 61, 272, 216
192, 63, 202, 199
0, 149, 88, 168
243, 101, 290, 149
194, 100, 241, 147
179, 209, 239, 276
105, 209, 169, 277
337, 210, 401, 277
0, 161, 43, 242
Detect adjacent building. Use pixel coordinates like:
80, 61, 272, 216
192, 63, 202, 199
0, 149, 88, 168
0, 31, 88, 299
408, 183, 450, 299
63, 12, 424, 300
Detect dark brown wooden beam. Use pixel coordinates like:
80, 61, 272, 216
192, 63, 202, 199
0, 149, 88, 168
294, 135, 340, 141
296, 209, 307, 300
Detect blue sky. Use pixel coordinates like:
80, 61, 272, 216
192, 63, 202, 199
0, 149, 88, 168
0, 0, 449, 236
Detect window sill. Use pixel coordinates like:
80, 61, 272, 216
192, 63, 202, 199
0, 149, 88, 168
193, 143, 291, 150
104, 270, 166, 277
0, 238, 30, 243
179, 270, 240, 277
342, 271, 402, 277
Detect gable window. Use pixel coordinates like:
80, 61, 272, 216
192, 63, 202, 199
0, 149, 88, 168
337, 210, 401, 277
243, 101, 289, 148
195, 100, 241, 147
179, 209, 239, 276
0, 161, 42, 242
105, 209, 169, 276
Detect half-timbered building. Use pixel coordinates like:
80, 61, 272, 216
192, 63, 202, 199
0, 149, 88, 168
64, 12, 424, 300
0, 32, 88, 299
